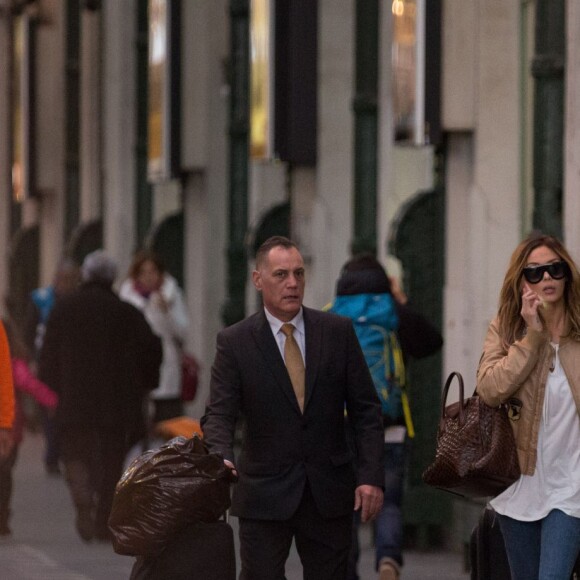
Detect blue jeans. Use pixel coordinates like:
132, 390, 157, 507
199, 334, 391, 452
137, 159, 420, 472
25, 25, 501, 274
347, 442, 406, 580
497, 509, 580, 580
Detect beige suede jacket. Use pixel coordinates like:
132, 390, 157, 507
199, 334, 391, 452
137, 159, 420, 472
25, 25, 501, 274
476, 317, 580, 476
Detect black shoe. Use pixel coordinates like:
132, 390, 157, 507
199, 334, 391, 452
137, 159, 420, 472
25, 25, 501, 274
94, 525, 112, 543
75, 507, 95, 542
45, 463, 61, 476
0, 510, 11, 536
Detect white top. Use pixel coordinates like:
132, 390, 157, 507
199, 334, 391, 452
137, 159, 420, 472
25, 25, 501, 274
120, 274, 189, 400
491, 343, 580, 520
264, 307, 306, 364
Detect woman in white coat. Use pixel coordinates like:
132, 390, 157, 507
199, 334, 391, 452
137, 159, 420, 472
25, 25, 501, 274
120, 250, 189, 423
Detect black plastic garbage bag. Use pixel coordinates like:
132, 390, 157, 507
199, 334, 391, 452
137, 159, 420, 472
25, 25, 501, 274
109, 435, 233, 557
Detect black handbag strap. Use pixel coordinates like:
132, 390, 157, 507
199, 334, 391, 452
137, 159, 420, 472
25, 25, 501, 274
441, 372, 466, 423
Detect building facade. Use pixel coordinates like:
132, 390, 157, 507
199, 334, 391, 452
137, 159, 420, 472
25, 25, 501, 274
0, 0, 577, 549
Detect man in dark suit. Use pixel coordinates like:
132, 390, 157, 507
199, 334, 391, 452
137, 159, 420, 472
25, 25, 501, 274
201, 236, 384, 579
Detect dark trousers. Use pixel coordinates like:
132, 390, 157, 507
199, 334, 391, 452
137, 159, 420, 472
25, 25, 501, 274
59, 427, 127, 533
0, 445, 18, 521
152, 398, 183, 424
238, 482, 353, 580
41, 408, 60, 468
348, 441, 406, 579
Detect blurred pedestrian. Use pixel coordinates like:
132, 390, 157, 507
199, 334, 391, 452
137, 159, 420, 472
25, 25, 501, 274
25, 259, 81, 359
477, 233, 580, 579
0, 321, 15, 462
24, 258, 81, 475
328, 253, 443, 580
0, 317, 57, 536
201, 236, 385, 580
38, 250, 162, 543
120, 250, 189, 423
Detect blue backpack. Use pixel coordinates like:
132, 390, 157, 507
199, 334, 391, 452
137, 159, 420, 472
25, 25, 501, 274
329, 293, 414, 437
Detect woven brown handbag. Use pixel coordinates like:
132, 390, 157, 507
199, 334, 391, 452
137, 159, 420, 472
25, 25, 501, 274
422, 371, 521, 498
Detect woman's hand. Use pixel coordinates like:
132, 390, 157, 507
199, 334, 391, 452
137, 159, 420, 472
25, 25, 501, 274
388, 276, 408, 305
521, 283, 543, 332
152, 292, 169, 313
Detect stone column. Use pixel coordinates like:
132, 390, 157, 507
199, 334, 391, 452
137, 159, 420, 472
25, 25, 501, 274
0, 0, 11, 310
102, 0, 137, 277
564, 0, 580, 260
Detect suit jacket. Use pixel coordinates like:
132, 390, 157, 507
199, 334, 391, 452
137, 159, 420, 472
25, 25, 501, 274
201, 306, 384, 520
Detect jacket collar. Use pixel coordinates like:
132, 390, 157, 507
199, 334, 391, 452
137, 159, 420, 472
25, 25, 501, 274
251, 306, 321, 415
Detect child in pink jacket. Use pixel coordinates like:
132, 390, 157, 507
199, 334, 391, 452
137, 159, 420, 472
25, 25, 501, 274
0, 318, 58, 535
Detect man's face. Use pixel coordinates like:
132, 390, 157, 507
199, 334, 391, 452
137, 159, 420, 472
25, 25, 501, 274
252, 246, 305, 322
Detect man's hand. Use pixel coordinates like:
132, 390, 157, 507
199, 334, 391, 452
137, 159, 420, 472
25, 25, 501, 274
224, 459, 239, 482
354, 484, 383, 523
0, 429, 13, 459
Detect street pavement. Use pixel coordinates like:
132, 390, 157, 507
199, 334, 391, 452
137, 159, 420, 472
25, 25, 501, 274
2, 432, 471, 580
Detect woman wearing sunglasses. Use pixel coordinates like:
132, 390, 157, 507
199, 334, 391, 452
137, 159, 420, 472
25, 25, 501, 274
476, 232, 580, 580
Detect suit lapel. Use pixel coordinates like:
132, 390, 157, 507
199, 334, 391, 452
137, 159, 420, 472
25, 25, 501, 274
303, 307, 321, 411
251, 310, 302, 414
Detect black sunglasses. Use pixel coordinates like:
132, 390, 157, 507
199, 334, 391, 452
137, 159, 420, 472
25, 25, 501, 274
522, 260, 569, 284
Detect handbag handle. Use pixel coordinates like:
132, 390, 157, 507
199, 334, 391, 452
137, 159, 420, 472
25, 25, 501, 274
440, 371, 466, 425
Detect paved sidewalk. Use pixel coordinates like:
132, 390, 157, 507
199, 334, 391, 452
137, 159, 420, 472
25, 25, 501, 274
1, 433, 470, 579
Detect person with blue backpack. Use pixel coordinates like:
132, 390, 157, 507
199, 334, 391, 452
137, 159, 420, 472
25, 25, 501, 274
329, 253, 443, 580
24, 259, 81, 475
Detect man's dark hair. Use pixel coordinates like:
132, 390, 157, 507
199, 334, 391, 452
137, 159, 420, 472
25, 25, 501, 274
341, 253, 385, 274
336, 253, 391, 295
255, 236, 299, 268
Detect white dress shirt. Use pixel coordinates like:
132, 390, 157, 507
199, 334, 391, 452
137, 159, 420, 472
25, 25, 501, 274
263, 307, 306, 365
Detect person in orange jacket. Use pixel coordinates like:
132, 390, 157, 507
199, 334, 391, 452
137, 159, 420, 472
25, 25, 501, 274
0, 317, 57, 535
0, 321, 15, 459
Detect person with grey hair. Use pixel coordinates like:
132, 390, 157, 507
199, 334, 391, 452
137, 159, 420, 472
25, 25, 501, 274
80, 250, 118, 285
38, 250, 162, 543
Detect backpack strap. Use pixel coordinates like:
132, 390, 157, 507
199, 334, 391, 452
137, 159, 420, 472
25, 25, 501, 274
386, 331, 415, 438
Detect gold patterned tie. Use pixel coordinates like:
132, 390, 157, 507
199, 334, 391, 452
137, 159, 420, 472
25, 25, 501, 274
281, 323, 305, 412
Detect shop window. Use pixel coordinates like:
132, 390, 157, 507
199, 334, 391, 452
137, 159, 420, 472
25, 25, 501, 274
12, 12, 34, 201
392, 0, 441, 146
251, 0, 317, 165
392, 0, 419, 143
250, 0, 272, 159
148, 0, 180, 182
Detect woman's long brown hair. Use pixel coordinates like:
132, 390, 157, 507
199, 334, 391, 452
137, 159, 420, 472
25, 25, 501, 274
497, 233, 580, 348
128, 250, 166, 280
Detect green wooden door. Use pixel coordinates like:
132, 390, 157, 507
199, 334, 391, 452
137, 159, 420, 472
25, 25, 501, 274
149, 211, 184, 289
388, 187, 450, 548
